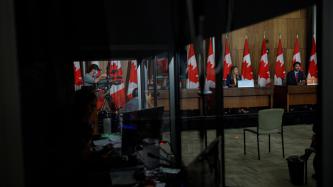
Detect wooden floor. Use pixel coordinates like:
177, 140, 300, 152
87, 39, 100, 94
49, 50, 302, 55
174, 124, 317, 187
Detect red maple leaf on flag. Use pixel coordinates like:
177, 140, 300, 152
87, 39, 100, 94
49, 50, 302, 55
223, 38, 232, 80
206, 62, 215, 81
308, 36, 318, 78
73, 62, 83, 86
275, 38, 286, 79
292, 35, 302, 70
187, 63, 199, 82
258, 38, 270, 79
275, 63, 285, 78
241, 38, 254, 80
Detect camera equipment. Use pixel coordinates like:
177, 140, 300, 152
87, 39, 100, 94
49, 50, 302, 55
97, 61, 122, 112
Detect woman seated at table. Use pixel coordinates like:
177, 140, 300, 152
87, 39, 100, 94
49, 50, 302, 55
226, 65, 242, 88
225, 66, 249, 113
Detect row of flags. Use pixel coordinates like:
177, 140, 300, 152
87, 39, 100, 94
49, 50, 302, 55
73, 34, 317, 109
186, 38, 219, 90
186, 34, 318, 89
74, 60, 138, 110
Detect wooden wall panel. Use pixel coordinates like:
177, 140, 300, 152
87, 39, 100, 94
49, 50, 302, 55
300, 49, 306, 69
220, 8, 309, 80
286, 49, 295, 71
230, 27, 247, 49
272, 19, 288, 48
300, 9, 307, 18
287, 19, 306, 48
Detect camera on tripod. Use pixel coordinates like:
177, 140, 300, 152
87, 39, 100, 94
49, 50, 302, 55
96, 62, 123, 133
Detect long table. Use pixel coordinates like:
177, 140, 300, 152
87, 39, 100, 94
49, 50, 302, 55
223, 87, 274, 108
157, 86, 318, 112
158, 88, 274, 111
158, 89, 200, 111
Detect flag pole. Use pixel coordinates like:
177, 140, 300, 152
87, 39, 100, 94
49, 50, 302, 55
279, 33, 282, 51
225, 33, 228, 65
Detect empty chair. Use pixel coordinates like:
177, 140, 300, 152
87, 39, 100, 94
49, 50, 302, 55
243, 108, 285, 160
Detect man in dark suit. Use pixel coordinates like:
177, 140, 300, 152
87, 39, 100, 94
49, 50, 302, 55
287, 62, 306, 85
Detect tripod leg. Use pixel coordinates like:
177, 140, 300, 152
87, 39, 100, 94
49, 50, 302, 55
102, 97, 111, 112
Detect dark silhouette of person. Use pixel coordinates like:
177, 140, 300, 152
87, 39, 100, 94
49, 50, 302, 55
122, 88, 139, 112
64, 88, 113, 187
84, 64, 107, 87
301, 117, 320, 180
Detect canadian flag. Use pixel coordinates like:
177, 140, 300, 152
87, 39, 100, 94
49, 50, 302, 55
258, 37, 271, 87
274, 38, 286, 85
241, 38, 254, 80
292, 35, 302, 69
186, 44, 199, 89
127, 60, 138, 100
223, 37, 232, 80
205, 38, 215, 89
307, 35, 318, 80
108, 61, 126, 109
73, 61, 83, 88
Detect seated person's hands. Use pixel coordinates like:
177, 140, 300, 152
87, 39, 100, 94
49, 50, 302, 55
298, 80, 306, 86
99, 73, 107, 79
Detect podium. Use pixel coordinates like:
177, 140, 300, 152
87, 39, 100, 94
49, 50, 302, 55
274, 85, 317, 111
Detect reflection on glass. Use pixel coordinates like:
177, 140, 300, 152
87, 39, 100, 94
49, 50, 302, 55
141, 54, 170, 112
176, 38, 219, 116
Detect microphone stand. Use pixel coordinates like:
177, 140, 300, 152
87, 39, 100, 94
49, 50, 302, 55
100, 61, 112, 112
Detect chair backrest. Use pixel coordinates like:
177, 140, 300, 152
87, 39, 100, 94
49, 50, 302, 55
258, 108, 284, 132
